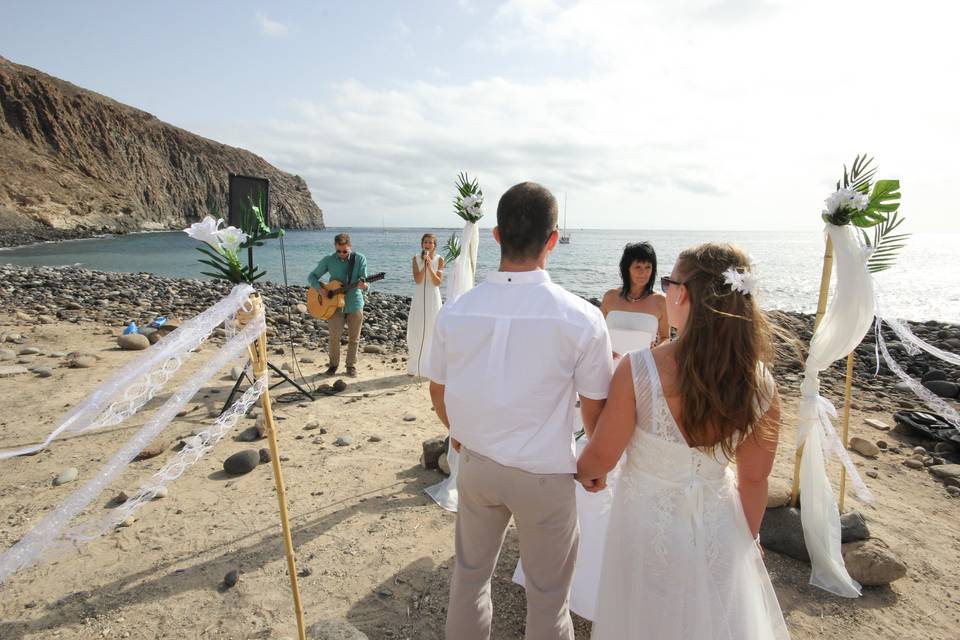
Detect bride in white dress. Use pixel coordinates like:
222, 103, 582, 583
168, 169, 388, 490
577, 243, 790, 639
407, 233, 444, 377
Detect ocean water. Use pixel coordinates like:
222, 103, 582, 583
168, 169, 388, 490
1, 228, 958, 322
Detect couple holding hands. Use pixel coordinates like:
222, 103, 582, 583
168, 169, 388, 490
423, 182, 789, 640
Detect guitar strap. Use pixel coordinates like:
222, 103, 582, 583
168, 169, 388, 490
346, 253, 357, 288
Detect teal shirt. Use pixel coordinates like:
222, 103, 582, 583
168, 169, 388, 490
307, 252, 368, 313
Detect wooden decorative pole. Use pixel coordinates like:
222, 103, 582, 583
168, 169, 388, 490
791, 235, 835, 507
239, 294, 307, 640
838, 351, 855, 512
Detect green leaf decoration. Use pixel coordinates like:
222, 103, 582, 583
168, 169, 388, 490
444, 233, 462, 262
862, 210, 910, 273
453, 172, 484, 222
866, 179, 901, 213
837, 154, 877, 193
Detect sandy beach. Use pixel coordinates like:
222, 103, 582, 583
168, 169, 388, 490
1, 266, 959, 639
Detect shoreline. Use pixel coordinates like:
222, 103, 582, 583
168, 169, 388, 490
1, 263, 957, 389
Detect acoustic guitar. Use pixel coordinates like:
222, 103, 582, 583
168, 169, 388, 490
306, 272, 386, 320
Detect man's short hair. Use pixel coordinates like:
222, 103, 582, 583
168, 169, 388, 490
496, 182, 558, 260
334, 233, 351, 246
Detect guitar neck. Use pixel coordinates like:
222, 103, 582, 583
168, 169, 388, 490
330, 273, 384, 295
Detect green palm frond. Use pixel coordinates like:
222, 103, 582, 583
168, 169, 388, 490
444, 233, 461, 262
453, 172, 484, 222
861, 211, 910, 273
837, 154, 877, 193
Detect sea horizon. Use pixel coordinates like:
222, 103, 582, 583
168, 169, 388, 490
3, 227, 958, 324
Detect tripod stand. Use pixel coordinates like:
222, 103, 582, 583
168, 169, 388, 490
220, 357, 313, 415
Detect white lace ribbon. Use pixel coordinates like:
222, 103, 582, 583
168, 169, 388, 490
0, 297, 265, 583
874, 316, 960, 427
0, 284, 255, 460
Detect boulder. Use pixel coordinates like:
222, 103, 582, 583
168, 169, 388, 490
921, 369, 948, 383
766, 478, 792, 508
760, 507, 869, 561
929, 464, 960, 480
841, 539, 907, 586
0, 365, 29, 378
922, 380, 959, 399
840, 510, 870, 543
759, 507, 807, 561
223, 450, 261, 475
849, 437, 880, 458
864, 418, 889, 431
422, 436, 446, 470
438, 452, 450, 475
362, 345, 384, 354
117, 333, 150, 351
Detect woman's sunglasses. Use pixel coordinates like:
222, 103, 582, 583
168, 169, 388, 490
660, 276, 684, 293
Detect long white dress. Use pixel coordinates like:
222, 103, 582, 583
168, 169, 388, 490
407, 254, 442, 376
513, 311, 658, 620
591, 350, 789, 639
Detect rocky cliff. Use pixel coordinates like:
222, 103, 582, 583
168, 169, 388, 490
0, 56, 323, 245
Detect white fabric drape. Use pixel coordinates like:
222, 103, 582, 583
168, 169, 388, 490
796, 224, 875, 598
0, 297, 265, 583
0, 284, 256, 461
426, 220, 479, 511
444, 220, 479, 305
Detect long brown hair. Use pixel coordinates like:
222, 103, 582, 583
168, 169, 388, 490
674, 243, 776, 458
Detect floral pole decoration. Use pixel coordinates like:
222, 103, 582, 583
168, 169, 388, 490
184, 189, 284, 284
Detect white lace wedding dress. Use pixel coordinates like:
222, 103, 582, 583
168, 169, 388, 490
406, 254, 442, 376
514, 311, 657, 619
590, 349, 789, 639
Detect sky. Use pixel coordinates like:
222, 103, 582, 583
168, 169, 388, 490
2, 0, 958, 231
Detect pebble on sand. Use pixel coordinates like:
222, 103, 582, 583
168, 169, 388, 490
117, 333, 150, 351
223, 570, 239, 589
53, 467, 79, 486
849, 436, 880, 458
223, 450, 261, 475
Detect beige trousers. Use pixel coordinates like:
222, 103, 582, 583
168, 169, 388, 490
446, 448, 579, 640
327, 308, 363, 368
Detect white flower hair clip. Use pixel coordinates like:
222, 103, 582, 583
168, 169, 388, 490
722, 267, 758, 296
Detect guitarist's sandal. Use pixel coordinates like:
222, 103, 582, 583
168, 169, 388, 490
307, 272, 386, 320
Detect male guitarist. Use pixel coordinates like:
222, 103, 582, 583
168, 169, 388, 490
307, 233, 368, 377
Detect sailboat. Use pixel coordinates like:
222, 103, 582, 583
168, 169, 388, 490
559, 192, 571, 244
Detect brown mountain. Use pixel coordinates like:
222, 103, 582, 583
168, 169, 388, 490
0, 56, 323, 245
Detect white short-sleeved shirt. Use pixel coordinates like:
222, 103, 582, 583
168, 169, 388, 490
422, 269, 614, 474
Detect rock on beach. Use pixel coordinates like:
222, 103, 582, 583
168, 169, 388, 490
223, 450, 260, 475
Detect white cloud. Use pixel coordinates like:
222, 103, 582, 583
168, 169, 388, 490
231, 0, 959, 231
256, 12, 288, 37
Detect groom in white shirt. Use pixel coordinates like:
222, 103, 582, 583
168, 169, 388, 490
423, 182, 614, 640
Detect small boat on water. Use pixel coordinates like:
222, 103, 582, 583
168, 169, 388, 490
559, 193, 571, 244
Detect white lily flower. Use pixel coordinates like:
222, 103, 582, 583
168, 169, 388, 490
184, 216, 224, 249
217, 226, 249, 254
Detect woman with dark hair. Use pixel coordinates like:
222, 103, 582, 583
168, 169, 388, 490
578, 243, 789, 639
600, 242, 669, 354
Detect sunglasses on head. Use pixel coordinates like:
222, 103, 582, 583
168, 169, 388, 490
660, 276, 684, 293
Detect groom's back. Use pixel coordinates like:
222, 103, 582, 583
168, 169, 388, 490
426, 270, 611, 474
